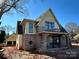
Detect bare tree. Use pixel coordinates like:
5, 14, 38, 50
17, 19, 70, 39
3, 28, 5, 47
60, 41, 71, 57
0, 0, 45, 24
65, 22, 78, 39
0, 0, 30, 21
75, 26, 79, 34
0, 25, 15, 35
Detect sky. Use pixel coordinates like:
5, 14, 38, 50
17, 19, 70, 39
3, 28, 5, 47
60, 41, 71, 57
1, 0, 79, 29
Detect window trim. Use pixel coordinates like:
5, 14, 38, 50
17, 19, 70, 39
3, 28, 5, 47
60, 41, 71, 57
45, 21, 55, 30
29, 23, 33, 33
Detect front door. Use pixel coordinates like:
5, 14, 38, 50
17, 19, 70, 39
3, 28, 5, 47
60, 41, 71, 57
47, 36, 60, 48
53, 36, 60, 48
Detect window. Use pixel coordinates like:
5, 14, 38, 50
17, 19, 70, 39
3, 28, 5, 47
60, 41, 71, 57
45, 21, 54, 30
29, 23, 33, 33
45, 21, 49, 30
29, 41, 32, 45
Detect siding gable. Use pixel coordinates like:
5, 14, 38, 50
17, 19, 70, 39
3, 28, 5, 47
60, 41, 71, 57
37, 8, 60, 29
36, 8, 67, 32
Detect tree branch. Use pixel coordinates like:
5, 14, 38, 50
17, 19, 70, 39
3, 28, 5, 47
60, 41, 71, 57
3, 0, 20, 13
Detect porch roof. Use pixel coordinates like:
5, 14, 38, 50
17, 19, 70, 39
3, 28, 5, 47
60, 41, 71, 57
6, 34, 17, 41
37, 31, 68, 35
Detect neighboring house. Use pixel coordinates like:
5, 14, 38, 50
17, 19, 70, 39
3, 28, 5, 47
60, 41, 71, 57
4, 34, 16, 46
16, 8, 71, 51
71, 34, 79, 46
74, 34, 79, 40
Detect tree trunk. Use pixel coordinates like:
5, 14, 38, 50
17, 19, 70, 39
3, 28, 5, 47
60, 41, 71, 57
0, 14, 3, 25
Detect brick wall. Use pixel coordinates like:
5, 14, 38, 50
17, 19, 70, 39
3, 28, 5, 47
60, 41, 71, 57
22, 34, 41, 50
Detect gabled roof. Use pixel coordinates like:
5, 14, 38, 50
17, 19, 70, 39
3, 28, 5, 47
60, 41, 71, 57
21, 19, 38, 25
20, 8, 67, 33
36, 8, 67, 32
6, 34, 17, 41
74, 34, 79, 39
22, 19, 38, 22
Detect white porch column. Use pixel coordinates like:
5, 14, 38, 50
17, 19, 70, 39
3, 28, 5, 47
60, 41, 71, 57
16, 35, 22, 49
12, 41, 14, 45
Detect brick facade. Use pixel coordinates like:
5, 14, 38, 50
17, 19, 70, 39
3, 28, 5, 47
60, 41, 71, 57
22, 34, 40, 50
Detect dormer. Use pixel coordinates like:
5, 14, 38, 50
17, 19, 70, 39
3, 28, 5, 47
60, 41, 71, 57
21, 19, 37, 34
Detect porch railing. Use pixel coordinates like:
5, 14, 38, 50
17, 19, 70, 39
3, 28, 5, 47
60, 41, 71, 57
35, 26, 60, 33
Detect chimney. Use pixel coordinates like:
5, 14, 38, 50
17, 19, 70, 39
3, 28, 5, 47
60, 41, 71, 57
17, 21, 23, 34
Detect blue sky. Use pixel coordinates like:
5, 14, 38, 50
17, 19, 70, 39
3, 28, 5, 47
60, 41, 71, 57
1, 0, 79, 28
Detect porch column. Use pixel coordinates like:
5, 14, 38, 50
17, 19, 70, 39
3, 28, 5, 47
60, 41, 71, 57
12, 41, 14, 45
40, 34, 47, 51
60, 35, 67, 47
6, 41, 7, 46
16, 35, 22, 49
65, 35, 71, 47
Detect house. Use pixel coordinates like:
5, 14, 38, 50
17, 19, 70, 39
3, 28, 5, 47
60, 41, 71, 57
4, 34, 17, 46
74, 34, 79, 40
16, 8, 71, 52
71, 34, 79, 46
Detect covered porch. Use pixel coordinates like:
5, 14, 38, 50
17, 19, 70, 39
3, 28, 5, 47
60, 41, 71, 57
38, 32, 70, 51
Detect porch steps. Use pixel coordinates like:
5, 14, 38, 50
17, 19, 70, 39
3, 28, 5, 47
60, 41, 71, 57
47, 47, 68, 52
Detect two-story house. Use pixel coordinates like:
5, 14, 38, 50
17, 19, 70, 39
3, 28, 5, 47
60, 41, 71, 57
16, 8, 71, 52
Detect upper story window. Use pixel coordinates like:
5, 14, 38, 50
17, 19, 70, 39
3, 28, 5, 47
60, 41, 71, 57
29, 23, 33, 33
45, 21, 55, 30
